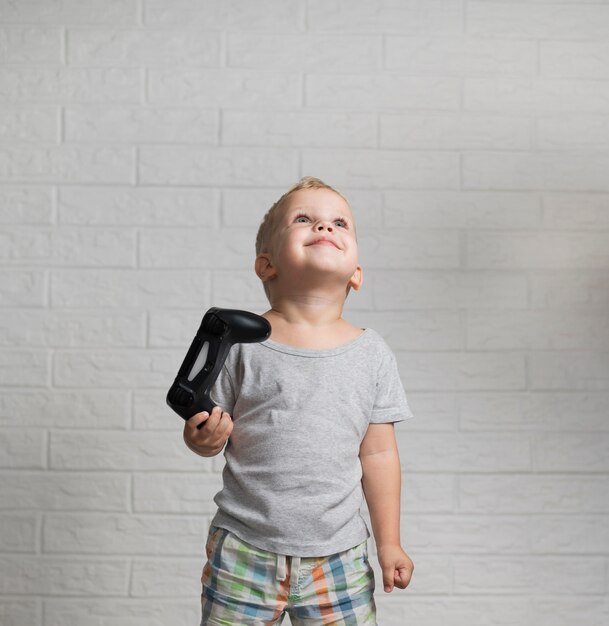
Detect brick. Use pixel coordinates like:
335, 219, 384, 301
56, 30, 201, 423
0, 349, 49, 387
454, 555, 605, 594
0, 0, 137, 25
139, 146, 298, 186
402, 513, 530, 553
54, 349, 179, 388
0, 512, 38, 551
65, 106, 218, 144
0, 270, 45, 307
148, 69, 300, 107
395, 351, 527, 391
211, 270, 278, 310
0, 68, 142, 104
372, 270, 527, 310
359, 229, 459, 269
306, 0, 463, 35
0, 310, 144, 348
0, 430, 45, 469
130, 557, 202, 597
133, 388, 177, 430
0, 472, 129, 511
383, 190, 540, 228
531, 271, 609, 311
533, 432, 609, 471
0, 186, 53, 224
222, 110, 377, 148
133, 473, 222, 513
393, 392, 456, 431
50, 430, 210, 471
0, 227, 135, 267
530, 597, 609, 626
460, 392, 609, 432
44, 513, 208, 555
0, 556, 128, 595
144, 0, 299, 30
50, 269, 211, 308
0, 145, 134, 184
385, 36, 536, 75
302, 149, 459, 189
465, 77, 609, 114
396, 432, 531, 471
464, 152, 609, 192
538, 115, 609, 150
543, 193, 609, 230
0, 389, 129, 429
307, 74, 460, 110
0, 106, 59, 143
222, 188, 285, 226
398, 473, 454, 514
44, 598, 197, 626
460, 473, 609, 513
380, 112, 532, 150
68, 29, 221, 67
530, 352, 609, 391
541, 41, 609, 80
467, 310, 609, 350
338, 310, 462, 351
531, 516, 609, 554
0, 27, 62, 64
376, 597, 529, 626
467, 2, 609, 40
139, 228, 253, 269
0, 599, 40, 626
149, 309, 214, 347
228, 33, 380, 71
59, 186, 219, 226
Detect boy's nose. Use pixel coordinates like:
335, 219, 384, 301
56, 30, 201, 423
317, 223, 333, 232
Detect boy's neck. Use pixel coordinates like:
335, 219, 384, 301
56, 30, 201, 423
262, 296, 362, 350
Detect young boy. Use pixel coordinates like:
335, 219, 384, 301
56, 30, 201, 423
183, 177, 414, 625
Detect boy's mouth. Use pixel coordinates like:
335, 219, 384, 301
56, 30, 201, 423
308, 237, 339, 249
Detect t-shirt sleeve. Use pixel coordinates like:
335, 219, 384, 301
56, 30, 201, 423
370, 344, 414, 424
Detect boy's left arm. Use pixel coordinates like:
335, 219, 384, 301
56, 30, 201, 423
360, 423, 414, 593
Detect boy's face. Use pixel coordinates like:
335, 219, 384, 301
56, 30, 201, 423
257, 188, 363, 294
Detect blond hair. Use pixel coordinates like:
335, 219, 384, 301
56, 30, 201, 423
255, 176, 349, 256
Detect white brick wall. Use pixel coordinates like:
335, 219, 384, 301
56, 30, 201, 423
1, 1, 608, 624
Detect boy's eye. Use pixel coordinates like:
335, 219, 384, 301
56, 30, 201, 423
294, 213, 349, 228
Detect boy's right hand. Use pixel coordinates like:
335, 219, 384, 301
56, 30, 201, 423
183, 406, 233, 457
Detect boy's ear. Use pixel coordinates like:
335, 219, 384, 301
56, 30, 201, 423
348, 265, 363, 291
255, 253, 277, 283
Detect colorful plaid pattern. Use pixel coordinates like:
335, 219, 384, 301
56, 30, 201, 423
201, 526, 377, 625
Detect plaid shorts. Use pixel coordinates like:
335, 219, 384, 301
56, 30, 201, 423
201, 526, 377, 625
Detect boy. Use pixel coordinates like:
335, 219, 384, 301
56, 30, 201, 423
184, 177, 414, 625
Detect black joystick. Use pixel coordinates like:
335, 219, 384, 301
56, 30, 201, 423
167, 307, 271, 425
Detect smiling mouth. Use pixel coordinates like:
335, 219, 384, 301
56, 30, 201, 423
308, 239, 339, 248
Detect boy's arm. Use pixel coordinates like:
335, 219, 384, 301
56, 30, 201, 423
360, 423, 414, 592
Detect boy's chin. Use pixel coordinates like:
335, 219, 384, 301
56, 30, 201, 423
280, 271, 355, 295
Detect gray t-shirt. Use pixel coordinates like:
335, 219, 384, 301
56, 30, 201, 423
209, 327, 414, 557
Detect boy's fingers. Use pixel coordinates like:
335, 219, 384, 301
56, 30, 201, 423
205, 406, 223, 431
382, 567, 395, 593
186, 411, 209, 431
219, 413, 233, 436
395, 566, 412, 589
